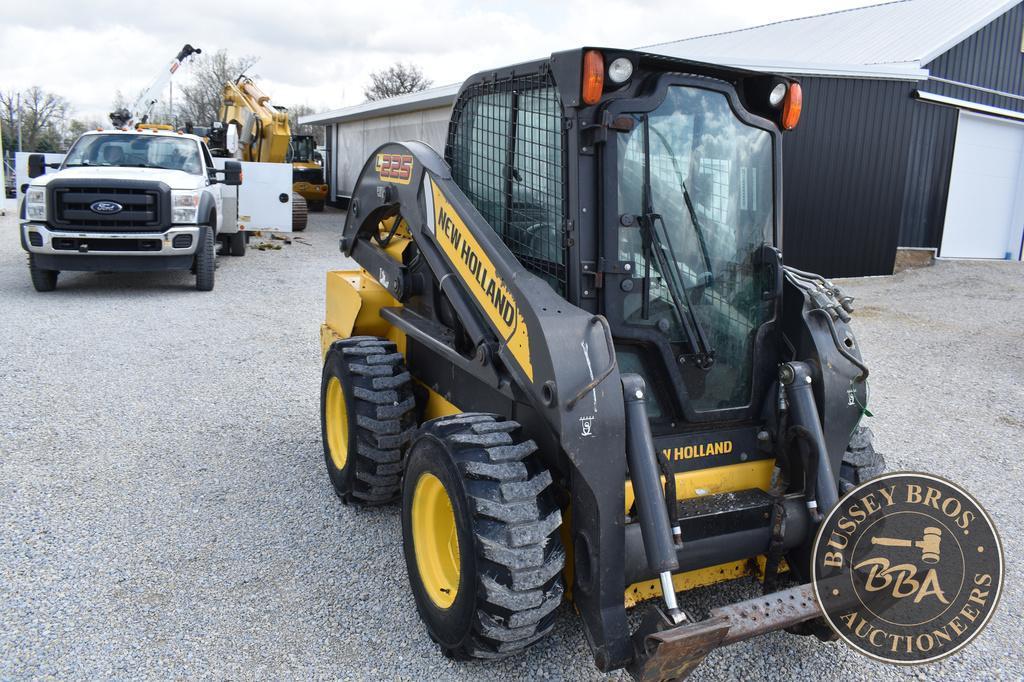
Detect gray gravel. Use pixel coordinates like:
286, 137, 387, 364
1, 210, 1021, 680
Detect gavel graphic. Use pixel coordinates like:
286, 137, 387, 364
871, 527, 943, 564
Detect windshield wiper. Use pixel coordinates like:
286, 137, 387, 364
648, 124, 714, 287
679, 180, 714, 287
638, 113, 715, 369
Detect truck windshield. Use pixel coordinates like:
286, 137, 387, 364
63, 134, 203, 174
617, 85, 774, 410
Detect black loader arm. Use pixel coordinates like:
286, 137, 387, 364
342, 142, 635, 667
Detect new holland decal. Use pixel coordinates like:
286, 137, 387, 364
661, 440, 734, 461
428, 178, 533, 381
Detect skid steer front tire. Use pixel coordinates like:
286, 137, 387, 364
839, 426, 886, 493
401, 414, 565, 660
320, 337, 416, 505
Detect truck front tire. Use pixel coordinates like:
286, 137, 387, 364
28, 255, 58, 292
194, 226, 215, 291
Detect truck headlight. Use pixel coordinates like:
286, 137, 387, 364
25, 188, 46, 221
171, 190, 201, 224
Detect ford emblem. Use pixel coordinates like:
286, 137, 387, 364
90, 200, 123, 214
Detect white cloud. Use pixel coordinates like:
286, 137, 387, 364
1, 0, 870, 123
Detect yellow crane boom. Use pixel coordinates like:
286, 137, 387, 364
219, 77, 292, 164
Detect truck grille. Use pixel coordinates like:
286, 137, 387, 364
48, 180, 170, 232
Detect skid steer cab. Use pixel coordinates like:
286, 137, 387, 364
318, 47, 884, 679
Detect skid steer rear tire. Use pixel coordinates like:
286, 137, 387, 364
320, 337, 416, 505
839, 425, 886, 493
401, 414, 565, 660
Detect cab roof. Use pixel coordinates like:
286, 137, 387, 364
83, 128, 205, 143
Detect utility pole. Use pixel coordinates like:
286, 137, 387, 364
16, 92, 23, 152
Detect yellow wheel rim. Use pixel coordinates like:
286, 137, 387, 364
412, 472, 461, 608
325, 376, 349, 470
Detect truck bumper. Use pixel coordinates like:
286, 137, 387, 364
21, 223, 200, 272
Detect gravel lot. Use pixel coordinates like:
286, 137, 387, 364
2, 209, 1021, 680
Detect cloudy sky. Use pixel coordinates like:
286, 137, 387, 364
3, 0, 871, 122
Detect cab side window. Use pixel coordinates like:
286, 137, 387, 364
448, 79, 566, 293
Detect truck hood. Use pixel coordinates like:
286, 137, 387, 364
29, 165, 202, 190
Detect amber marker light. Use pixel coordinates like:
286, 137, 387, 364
582, 50, 604, 105
782, 82, 802, 130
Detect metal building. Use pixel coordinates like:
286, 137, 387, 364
300, 85, 459, 206
302, 0, 1024, 276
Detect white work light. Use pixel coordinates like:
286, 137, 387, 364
608, 58, 634, 84
769, 82, 787, 107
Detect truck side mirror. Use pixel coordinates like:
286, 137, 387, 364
28, 154, 46, 178
222, 161, 243, 186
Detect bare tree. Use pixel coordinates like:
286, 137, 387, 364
364, 63, 432, 102
0, 87, 71, 152
288, 103, 325, 145
176, 49, 258, 127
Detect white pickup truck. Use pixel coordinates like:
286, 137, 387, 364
19, 128, 243, 292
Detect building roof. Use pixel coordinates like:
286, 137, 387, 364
299, 83, 461, 126
301, 0, 1020, 125
646, 0, 1020, 80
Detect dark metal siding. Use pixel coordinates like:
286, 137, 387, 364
782, 77, 915, 277
900, 3, 1024, 247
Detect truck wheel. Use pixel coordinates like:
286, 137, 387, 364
292, 192, 308, 231
839, 426, 886, 493
401, 414, 565, 660
309, 200, 325, 212
194, 226, 215, 291
228, 231, 246, 257
28, 255, 58, 292
320, 337, 416, 504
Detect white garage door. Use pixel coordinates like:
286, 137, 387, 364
941, 111, 1024, 260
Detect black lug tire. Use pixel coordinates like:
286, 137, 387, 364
228, 231, 246, 257
194, 226, 215, 291
28, 255, 58, 292
309, 200, 325, 212
320, 337, 417, 504
292, 192, 308, 231
839, 426, 886, 493
402, 413, 565, 660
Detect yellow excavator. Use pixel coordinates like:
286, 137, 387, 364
210, 76, 329, 230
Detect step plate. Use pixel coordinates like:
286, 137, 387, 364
674, 488, 773, 541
